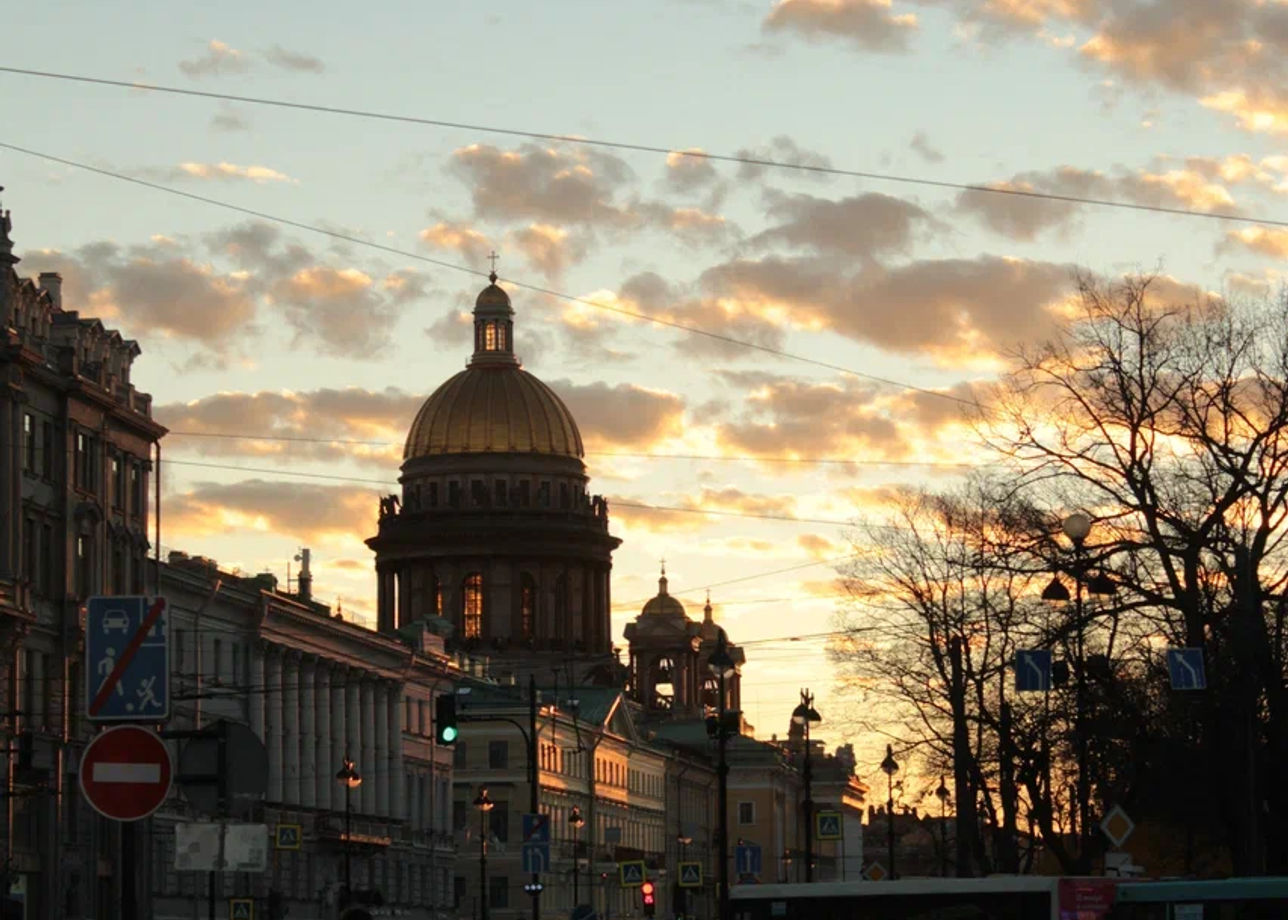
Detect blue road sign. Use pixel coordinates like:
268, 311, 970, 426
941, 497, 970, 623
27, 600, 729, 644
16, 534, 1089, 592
522, 842, 550, 873
816, 811, 842, 841
1015, 649, 1052, 692
1167, 648, 1207, 690
522, 812, 550, 844
618, 860, 646, 886
734, 842, 762, 877
678, 862, 703, 887
86, 596, 169, 722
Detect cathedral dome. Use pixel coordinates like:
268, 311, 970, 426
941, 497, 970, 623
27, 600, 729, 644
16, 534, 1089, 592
404, 273, 583, 460
404, 365, 584, 459
641, 571, 687, 618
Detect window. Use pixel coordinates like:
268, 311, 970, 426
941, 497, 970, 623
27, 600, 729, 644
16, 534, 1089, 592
488, 875, 509, 909
74, 431, 94, 492
22, 414, 35, 472
428, 482, 439, 507
111, 453, 124, 510
538, 481, 550, 507
488, 740, 509, 769
40, 421, 53, 479
130, 462, 143, 516
453, 742, 467, 770
520, 574, 536, 639
494, 479, 507, 506
462, 573, 483, 638
484, 321, 498, 350
38, 524, 52, 596
737, 801, 755, 825
559, 482, 570, 509
75, 534, 91, 598
431, 576, 442, 617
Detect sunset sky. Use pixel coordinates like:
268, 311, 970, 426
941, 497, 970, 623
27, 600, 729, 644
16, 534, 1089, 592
4, 0, 1287, 783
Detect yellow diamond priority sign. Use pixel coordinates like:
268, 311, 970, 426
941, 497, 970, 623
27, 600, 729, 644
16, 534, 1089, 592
1099, 804, 1135, 849
863, 862, 887, 882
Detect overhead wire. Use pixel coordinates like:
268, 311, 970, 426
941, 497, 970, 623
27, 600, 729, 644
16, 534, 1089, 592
1, 66, 1284, 229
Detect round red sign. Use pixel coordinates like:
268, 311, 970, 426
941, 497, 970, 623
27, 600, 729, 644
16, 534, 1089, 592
79, 725, 173, 821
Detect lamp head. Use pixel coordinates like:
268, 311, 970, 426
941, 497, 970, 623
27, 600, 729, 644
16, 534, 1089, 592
335, 758, 362, 788
473, 787, 495, 811
880, 743, 899, 777
1041, 575, 1071, 603
1062, 511, 1092, 544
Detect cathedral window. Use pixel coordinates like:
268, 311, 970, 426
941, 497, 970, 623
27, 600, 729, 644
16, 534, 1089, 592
520, 574, 536, 639
462, 573, 483, 638
538, 481, 550, 507
559, 483, 570, 509
484, 322, 498, 351
428, 482, 439, 507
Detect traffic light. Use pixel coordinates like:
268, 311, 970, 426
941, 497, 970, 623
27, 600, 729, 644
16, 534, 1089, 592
641, 880, 656, 917
435, 694, 459, 745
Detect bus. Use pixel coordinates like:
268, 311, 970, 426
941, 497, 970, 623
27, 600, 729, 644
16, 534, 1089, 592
1111, 877, 1288, 919
730, 877, 1065, 920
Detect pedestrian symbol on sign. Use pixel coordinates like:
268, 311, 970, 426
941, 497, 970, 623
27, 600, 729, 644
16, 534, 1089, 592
816, 810, 842, 841
229, 898, 254, 920
678, 862, 702, 887
274, 824, 301, 850
619, 860, 646, 887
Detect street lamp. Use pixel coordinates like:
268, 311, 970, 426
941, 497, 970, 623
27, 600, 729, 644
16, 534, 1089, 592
880, 745, 899, 880
568, 805, 585, 911
1045, 511, 1116, 874
708, 634, 737, 920
791, 690, 822, 882
474, 787, 495, 920
335, 757, 363, 906
934, 777, 950, 877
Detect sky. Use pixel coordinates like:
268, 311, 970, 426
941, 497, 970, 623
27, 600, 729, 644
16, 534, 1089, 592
5, 0, 1288, 784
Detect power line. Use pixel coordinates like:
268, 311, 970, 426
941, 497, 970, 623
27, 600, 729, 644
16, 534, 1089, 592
1, 66, 1283, 229
164, 429, 982, 469
0, 142, 980, 409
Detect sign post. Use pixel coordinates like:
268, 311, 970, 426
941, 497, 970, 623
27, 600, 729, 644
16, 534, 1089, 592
86, 596, 170, 722
79, 725, 173, 821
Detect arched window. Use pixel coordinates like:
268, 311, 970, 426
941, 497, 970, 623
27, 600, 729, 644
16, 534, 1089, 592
462, 573, 483, 638
484, 321, 498, 350
520, 573, 536, 639
430, 575, 442, 617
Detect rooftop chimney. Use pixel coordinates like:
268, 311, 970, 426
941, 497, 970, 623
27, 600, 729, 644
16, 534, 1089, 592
38, 272, 62, 309
294, 547, 312, 602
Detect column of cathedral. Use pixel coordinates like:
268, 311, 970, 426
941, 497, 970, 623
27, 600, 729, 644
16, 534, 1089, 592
388, 686, 404, 819
374, 682, 390, 816
299, 657, 316, 808
315, 665, 333, 810
360, 680, 376, 813
266, 648, 284, 802
249, 641, 266, 741
282, 652, 300, 804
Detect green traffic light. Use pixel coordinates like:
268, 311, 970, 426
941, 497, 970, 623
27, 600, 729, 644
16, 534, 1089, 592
441, 725, 458, 743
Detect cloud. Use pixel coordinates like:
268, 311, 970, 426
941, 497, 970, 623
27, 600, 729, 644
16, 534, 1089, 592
510, 224, 590, 280
263, 44, 325, 72
909, 131, 944, 163
268, 266, 413, 359
147, 162, 296, 184
449, 142, 637, 227
1221, 227, 1288, 260
419, 221, 493, 268
166, 480, 378, 543
210, 106, 250, 132
764, 0, 919, 52
751, 190, 933, 258
20, 241, 256, 347
733, 136, 835, 183
663, 149, 722, 194
608, 487, 806, 536
549, 380, 686, 450
156, 387, 421, 463
179, 40, 250, 77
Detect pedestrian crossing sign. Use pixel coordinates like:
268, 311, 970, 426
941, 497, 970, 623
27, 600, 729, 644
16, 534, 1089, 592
816, 810, 842, 840
618, 860, 646, 887
274, 823, 302, 850
678, 861, 702, 887
230, 898, 254, 920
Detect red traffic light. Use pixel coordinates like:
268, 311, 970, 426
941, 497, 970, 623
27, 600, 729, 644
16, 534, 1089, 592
641, 881, 655, 901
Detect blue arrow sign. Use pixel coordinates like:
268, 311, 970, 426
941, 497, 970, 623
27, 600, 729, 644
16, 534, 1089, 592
523, 812, 550, 843
734, 843, 762, 876
1167, 648, 1207, 690
86, 596, 169, 722
521, 842, 550, 873
1015, 649, 1052, 692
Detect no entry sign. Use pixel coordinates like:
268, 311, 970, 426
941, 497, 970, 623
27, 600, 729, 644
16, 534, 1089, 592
79, 725, 173, 821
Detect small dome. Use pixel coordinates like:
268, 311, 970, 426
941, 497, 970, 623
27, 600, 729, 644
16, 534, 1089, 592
404, 366, 584, 459
476, 273, 511, 310
642, 571, 687, 618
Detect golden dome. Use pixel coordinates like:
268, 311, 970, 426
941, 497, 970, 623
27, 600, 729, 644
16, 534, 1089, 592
642, 572, 687, 618
476, 278, 511, 310
404, 365, 584, 459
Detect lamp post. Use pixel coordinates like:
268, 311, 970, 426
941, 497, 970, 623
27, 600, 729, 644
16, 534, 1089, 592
708, 634, 737, 920
934, 777, 950, 877
1042, 512, 1115, 874
880, 744, 898, 879
474, 787, 495, 920
569, 805, 585, 911
791, 690, 822, 882
335, 757, 362, 906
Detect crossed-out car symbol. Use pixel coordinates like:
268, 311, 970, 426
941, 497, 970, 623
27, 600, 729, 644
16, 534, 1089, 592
101, 609, 130, 633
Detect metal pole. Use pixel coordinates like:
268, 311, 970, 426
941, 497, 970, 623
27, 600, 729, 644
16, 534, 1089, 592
479, 803, 489, 920
716, 669, 729, 920
1074, 543, 1090, 874
886, 772, 895, 880
344, 781, 352, 903
121, 822, 137, 920
529, 674, 540, 920
803, 700, 813, 883
572, 824, 579, 910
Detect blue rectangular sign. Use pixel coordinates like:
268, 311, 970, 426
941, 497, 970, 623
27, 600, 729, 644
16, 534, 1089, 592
734, 842, 762, 876
1015, 649, 1052, 692
85, 596, 170, 722
1167, 648, 1207, 690
522, 812, 550, 843
521, 842, 550, 873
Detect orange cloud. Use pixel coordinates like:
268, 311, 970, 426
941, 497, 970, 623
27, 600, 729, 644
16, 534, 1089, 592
166, 480, 379, 544
765, 0, 918, 52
